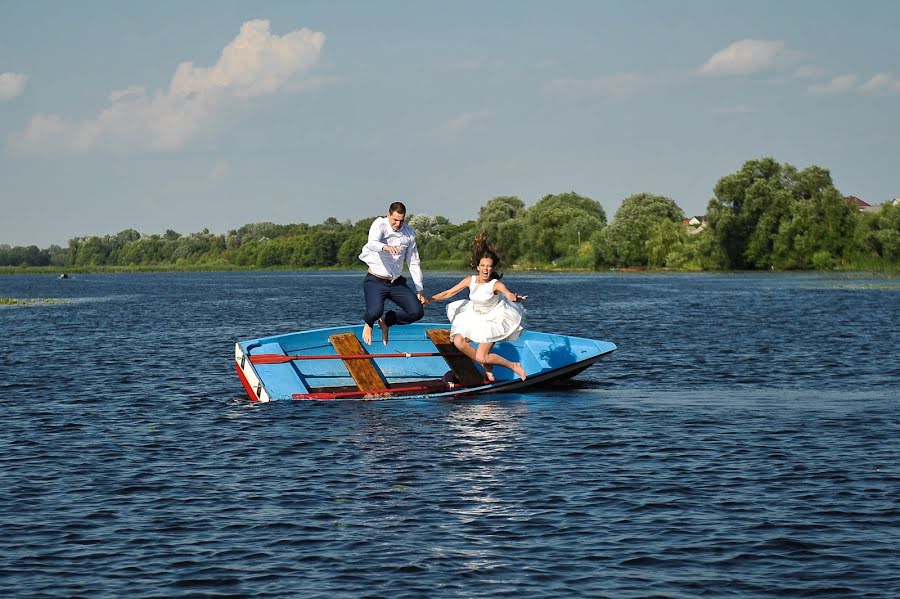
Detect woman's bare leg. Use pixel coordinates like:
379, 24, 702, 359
474, 342, 526, 381
452, 334, 476, 358
453, 335, 494, 382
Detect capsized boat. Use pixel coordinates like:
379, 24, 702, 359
235, 322, 616, 401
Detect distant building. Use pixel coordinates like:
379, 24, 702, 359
682, 215, 707, 235
844, 196, 879, 212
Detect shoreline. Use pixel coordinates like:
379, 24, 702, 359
2, 264, 897, 276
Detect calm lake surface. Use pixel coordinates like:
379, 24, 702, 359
1, 271, 898, 598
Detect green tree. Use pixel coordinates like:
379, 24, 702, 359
876, 203, 900, 262
522, 192, 606, 264
706, 158, 781, 269
404, 214, 463, 264
116, 229, 141, 246
770, 184, 855, 269
48, 245, 67, 267
496, 217, 527, 264
854, 202, 900, 263
705, 158, 854, 269
304, 230, 341, 266
337, 227, 370, 266
320, 217, 351, 233
477, 196, 526, 259
599, 193, 684, 267
442, 220, 480, 263
256, 239, 290, 268
407, 214, 449, 240
231, 240, 261, 266
71, 236, 112, 266
286, 236, 314, 267
646, 219, 689, 268
0, 244, 50, 266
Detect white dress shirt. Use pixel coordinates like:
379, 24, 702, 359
358, 216, 424, 292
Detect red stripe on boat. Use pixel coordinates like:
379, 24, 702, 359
235, 363, 260, 402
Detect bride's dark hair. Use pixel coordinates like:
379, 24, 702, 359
469, 232, 503, 280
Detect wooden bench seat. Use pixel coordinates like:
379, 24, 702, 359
427, 329, 486, 388
328, 333, 389, 394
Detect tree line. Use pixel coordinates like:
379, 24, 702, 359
3, 157, 899, 271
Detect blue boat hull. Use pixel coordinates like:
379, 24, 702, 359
235, 322, 616, 401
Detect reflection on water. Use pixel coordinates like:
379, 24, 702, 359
446, 400, 527, 449
442, 400, 531, 575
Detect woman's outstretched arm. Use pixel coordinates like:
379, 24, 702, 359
428, 277, 471, 303
494, 281, 527, 303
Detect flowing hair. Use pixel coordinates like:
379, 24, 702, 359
469, 232, 503, 280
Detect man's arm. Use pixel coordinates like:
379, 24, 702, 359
406, 236, 424, 293
363, 218, 388, 252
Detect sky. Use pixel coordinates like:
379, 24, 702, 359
1, 0, 899, 247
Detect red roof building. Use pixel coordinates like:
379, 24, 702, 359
844, 196, 876, 211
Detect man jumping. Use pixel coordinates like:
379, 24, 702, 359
358, 202, 426, 345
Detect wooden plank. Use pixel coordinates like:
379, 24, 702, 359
329, 333, 389, 394
427, 329, 486, 388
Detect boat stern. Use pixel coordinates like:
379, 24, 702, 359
235, 343, 272, 402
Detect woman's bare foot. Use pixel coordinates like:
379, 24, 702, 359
484, 367, 496, 382
378, 317, 389, 346
511, 363, 526, 381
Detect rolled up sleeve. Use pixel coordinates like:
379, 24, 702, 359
406, 238, 424, 292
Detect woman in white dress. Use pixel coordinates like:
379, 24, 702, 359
427, 234, 527, 381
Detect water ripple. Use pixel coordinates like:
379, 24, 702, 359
1, 272, 898, 597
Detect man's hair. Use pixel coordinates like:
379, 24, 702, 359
388, 202, 407, 216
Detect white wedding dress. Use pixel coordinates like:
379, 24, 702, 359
447, 276, 525, 343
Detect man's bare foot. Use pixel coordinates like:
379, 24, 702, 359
362, 323, 373, 345
511, 363, 526, 381
378, 318, 389, 346
484, 367, 495, 382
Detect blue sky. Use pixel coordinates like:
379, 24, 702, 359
2, 0, 898, 247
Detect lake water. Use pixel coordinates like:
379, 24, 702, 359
1, 271, 898, 597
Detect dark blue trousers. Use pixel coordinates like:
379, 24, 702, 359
363, 274, 424, 327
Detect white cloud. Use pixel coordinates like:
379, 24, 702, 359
109, 85, 146, 103
0, 72, 28, 101
438, 109, 493, 133
793, 64, 826, 80
859, 72, 900, 95
699, 39, 790, 77
9, 19, 326, 154
803, 72, 900, 96
545, 73, 648, 98
807, 74, 857, 95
